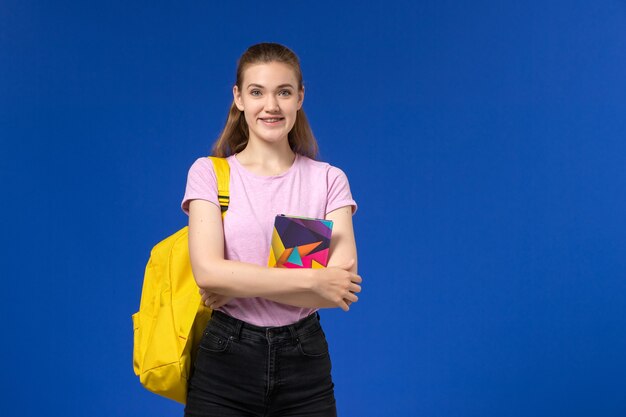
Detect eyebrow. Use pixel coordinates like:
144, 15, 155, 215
246, 83, 296, 90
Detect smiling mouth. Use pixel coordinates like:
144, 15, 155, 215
260, 117, 284, 123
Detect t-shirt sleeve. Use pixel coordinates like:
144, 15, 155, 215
326, 166, 358, 215
181, 157, 220, 215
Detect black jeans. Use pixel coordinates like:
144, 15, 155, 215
185, 310, 337, 417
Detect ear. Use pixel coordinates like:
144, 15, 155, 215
297, 86, 305, 110
233, 85, 244, 111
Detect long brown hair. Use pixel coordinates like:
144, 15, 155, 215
211, 43, 319, 159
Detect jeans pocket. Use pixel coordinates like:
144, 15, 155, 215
297, 328, 329, 357
198, 327, 231, 353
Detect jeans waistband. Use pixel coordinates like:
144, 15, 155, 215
210, 310, 322, 342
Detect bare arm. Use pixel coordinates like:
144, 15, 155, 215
189, 199, 361, 311
326, 205, 358, 273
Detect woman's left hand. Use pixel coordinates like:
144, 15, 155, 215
199, 288, 234, 309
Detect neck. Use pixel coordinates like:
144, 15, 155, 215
236, 137, 296, 176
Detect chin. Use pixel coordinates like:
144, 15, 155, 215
253, 130, 289, 144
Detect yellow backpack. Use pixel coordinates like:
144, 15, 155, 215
132, 156, 230, 404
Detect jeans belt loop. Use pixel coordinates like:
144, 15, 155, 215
287, 324, 299, 342
234, 319, 243, 340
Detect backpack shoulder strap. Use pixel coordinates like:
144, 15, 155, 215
207, 156, 230, 215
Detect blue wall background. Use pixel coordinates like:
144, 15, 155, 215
2, 1, 626, 416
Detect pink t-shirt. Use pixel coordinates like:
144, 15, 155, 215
181, 153, 357, 326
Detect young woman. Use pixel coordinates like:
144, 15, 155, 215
181, 42, 361, 417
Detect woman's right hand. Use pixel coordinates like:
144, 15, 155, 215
199, 288, 234, 309
312, 259, 362, 311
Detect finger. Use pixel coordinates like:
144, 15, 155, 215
350, 283, 361, 293
199, 288, 205, 295
351, 274, 362, 284
345, 293, 359, 303
211, 296, 222, 308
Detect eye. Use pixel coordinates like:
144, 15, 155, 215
278, 90, 292, 97
250, 89, 262, 96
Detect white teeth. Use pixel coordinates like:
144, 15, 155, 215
263, 118, 281, 122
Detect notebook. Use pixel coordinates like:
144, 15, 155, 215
268, 214, 333, 269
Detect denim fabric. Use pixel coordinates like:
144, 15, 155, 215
184, 310, 337, 417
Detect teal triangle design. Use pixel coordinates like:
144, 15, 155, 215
287, 246, 303, 266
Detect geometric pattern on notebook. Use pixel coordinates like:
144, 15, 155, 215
268, 215, 333, 269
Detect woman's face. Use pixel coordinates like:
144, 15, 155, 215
233, 62, 304, 147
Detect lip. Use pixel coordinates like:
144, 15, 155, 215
259, 117, 285, 126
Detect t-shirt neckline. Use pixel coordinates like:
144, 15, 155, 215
230, 152, 300, 180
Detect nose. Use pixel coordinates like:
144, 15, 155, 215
265, 95, 280, 113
